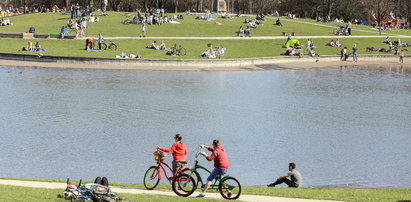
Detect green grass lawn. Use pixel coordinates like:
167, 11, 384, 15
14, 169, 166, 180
0, 184, 227, 202
1, 178, 410, 202
0, 12, 409, 59
2, 12, 410, 38
0, 37, 400, 59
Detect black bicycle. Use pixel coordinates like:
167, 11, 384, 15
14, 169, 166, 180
93, 40, 118, 50
170, 43, 187, 56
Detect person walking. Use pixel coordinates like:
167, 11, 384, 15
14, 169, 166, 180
157, 134, 188, 174
352, 44, 358, 62
267, 162, 302, 187
196, 139, 229, 198
346, 21, 352, 35
399, 50, 405, 64
97, 33, 104, 50
140, 23, 146, 38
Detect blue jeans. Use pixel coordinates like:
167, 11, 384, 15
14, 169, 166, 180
207, 168, 227, 182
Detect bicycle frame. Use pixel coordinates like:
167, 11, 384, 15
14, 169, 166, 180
188, 159, 229, 190
154, 161, 174, 182
154, 160, 188, 182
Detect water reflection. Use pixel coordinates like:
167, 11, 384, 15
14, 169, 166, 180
0, 65, 410, 187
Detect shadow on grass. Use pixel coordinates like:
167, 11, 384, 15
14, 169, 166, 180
397, 200, 411, 202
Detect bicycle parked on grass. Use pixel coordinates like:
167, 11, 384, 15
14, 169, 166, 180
92, 39, 118, 50
170, 43, 187, 56
69, 28, 88, 38
171, 150, 241, 200
143, 150, 190, 190
214, 45, 226, 59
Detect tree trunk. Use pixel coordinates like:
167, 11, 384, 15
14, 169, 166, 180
211, 0, 214, 12
174, 0, 178, 13
66, 0, 71, 10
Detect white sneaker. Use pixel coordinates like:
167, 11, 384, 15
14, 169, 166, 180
196, 193, 206, 198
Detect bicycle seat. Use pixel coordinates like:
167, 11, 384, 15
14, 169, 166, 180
176, 160, 188, 164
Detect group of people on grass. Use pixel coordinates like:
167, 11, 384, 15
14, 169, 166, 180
21, 41, 45, 51
157, 134, 302, 198
326, 39, 342, 47
146, 40, 167, 50
200, 43, 225, 58
236, 25, 251, 37
0, 18, 11, 26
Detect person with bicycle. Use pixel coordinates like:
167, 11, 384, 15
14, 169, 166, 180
97, 33, 104, 50
267, 162, 302, 187
196, 139, 229, 198
157, 134, 187, 174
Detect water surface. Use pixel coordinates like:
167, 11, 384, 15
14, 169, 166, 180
0, 65, 410, 187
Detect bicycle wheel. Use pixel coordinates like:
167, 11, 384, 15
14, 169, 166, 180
101, 43, 108, 50
69, 30, 77, 36
92, 40, 98, 49
178, 48, 187, 56
172, 174, 196, 197
219, 177, 241, 200
94, 176, 102, 184
108, 43, 117, 50
143, 166, 160, 190
80, 30, 88, 38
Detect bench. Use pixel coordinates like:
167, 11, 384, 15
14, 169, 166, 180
34, 33, 50, 39
62, 35, 76, 39
0, 32, 23, 38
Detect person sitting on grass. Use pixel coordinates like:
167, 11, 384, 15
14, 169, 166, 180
384, 36, 390, 44
28, 25, 36, 33
67, 19, 75, 28
326, 39, 335, 47
275, 18, 282, 26
237, 26, 245, 37
201, 43, 216, 58
34, 42, 41, 51
60, 26, 67, 39
335, 39, 342, 47
146, 40, 159, 50
159, 41, 167, 50
293, 42, 301, 50
22, 41, 33, 51
267, 163, 302, 187
307, 39, 315, 48
245, 26, 251, 37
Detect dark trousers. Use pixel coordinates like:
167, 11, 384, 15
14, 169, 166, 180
272, 178, 298, 187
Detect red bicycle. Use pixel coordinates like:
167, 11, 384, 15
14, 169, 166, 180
143, 150, 190, 190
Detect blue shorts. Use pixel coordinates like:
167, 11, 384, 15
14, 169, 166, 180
207, 168, 228, 182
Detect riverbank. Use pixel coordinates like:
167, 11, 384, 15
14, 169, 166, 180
0, 54, 408, 71
1, 179, 411, 202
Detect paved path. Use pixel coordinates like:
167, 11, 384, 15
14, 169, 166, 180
92, 35, 411, 40
0, 179, 342, 202
281, 19, 403, 36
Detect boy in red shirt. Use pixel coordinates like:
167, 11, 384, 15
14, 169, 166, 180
157, 134, 187, 174
197, 139, 229, 198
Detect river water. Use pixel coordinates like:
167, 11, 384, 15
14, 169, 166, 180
0, 65, 410, 188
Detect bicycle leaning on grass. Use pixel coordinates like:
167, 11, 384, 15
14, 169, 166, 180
170, 43, 187, 56
92, 39, 118, 50
143, 149, 190, 190
68, 28, 88, 38
171, 148, 242, 200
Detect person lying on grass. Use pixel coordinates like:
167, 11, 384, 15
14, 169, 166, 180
146, 41, 159, 50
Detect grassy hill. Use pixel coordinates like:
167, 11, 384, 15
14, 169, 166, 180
0, 12, 409, 59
